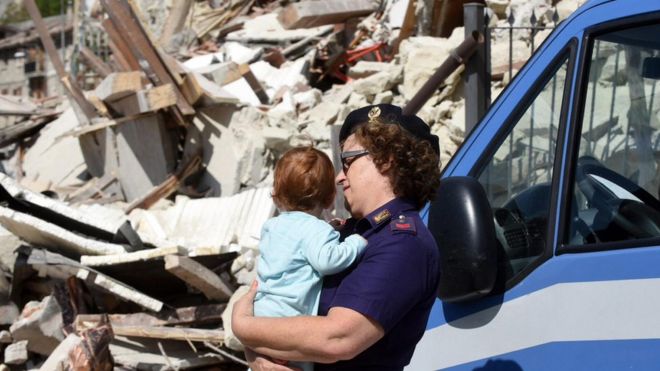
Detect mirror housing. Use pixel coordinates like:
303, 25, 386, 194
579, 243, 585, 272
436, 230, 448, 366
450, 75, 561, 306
428, 176, 498, 302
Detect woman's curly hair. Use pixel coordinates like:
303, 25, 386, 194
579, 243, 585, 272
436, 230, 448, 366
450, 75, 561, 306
353, 121, 441, 209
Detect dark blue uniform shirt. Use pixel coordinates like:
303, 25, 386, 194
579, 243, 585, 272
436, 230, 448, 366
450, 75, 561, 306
316, 198, 440, 371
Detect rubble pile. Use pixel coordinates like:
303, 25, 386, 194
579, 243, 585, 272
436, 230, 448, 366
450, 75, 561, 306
0, 0, 582, 369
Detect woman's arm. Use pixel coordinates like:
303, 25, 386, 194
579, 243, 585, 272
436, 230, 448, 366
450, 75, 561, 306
232, 281, 384, 363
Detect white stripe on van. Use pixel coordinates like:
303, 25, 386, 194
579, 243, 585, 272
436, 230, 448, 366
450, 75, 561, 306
406, 278, 660, 370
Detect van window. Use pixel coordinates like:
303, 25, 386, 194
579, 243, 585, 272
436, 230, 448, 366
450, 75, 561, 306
478, 55, 569, 279
567, 23, 660, 247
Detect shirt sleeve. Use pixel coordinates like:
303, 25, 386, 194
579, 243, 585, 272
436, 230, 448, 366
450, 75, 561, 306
328, 235, 431, 332
302, 224, 367, 276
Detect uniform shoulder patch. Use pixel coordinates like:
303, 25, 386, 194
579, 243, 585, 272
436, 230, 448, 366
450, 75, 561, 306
372, 209, 392, 225
390, 215, 416, 234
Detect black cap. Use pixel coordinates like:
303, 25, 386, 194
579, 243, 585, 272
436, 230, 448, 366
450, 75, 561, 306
339, 104, 440, 156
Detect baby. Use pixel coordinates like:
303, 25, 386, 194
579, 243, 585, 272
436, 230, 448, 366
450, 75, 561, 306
252, 146, 367, 371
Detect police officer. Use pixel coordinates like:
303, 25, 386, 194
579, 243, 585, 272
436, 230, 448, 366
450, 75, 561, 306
233, 104, 441, 371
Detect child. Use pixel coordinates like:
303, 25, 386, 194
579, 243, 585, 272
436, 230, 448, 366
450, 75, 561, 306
252, 146, 367, 371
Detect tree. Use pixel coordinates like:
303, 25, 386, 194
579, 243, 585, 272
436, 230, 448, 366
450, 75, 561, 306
0, 0, 65, 25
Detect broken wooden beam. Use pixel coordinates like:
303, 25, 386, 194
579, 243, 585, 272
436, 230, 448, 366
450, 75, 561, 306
109, 84, 178, 116
102, 18, 141, 72
164, 255, 233, 301
278, 0, 379, 29
79, 46, 112, 78
62, 113, 157, 138
159, 0, 194, 46
124, 154, 201, 213
239, 64, 269, 104
0, 115, 55, 148
107, 325, 224, 343
100, 0, 195, 117
75, 303, 226, 328
95, 71, 143, 103
24, 0, 97, 120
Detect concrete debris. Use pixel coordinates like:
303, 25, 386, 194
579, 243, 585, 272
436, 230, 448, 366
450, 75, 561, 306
4, 339, 28, 365
9, 295, 64, 356
0, 0, 579, 368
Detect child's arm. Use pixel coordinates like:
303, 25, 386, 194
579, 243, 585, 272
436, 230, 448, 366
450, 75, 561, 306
303, 225, 367, 276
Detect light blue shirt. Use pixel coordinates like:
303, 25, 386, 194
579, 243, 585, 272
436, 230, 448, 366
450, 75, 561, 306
254, 211, 368, 318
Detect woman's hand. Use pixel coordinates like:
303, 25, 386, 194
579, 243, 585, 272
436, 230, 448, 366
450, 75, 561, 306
232, 280, 258, 338
246, 348, 301, 371
329, 218, 346, 231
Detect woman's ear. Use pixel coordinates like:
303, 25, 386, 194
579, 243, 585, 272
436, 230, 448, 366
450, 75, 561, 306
379, 155, 395, 174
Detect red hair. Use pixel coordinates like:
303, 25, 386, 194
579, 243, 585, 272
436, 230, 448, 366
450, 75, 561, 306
272, 147, 336, 212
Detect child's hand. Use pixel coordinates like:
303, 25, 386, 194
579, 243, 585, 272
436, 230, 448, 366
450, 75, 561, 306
329, 218, 345, 230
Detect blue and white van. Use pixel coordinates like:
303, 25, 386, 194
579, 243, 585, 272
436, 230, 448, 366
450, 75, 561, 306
408, 1, 660, 369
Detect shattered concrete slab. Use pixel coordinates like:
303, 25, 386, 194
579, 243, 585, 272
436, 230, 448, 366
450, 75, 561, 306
9, 295, 64, 356
129, 187, 274, 252
226, 13, 333, 43
0, 173, 125, 234
0, 206, 126, 256
21, 106, 87, 192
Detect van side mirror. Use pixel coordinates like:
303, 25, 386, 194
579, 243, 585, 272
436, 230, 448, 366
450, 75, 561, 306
642, 57, 660, 79
428, 176, 498, 302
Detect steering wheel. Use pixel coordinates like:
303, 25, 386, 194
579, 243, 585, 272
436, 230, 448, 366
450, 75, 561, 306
575, 156, 660, 240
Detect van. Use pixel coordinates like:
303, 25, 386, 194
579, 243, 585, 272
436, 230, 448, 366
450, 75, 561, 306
408, 1, 660, 369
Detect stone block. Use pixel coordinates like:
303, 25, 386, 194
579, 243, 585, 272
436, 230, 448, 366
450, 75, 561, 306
4, 340, 28, 365
9, 296, 64, 356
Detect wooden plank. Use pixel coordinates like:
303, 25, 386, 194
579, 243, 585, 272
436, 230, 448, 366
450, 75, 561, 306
110, 324, 224, 342
164, 255, 233, 301
86, 251, 238, 300
79, 46, 112, 78
102, 18, 141, 71
24, 0, 96, 120
159, 0, 194, 46
75, 303, 226, 327
100, 0, 195, 116
0, 115, 52, 148
95, 71, 143, 103
123, 153, 200, 213
64, 172, 119, 203
109, 84, 177, 117
109, 336, 225, 369
277, 0, 379, 29
63, 113, 156, 138
87, 94, 109, 117
77, 270, 164, 312
27, 248, 164, 312
81, 246, 181, 267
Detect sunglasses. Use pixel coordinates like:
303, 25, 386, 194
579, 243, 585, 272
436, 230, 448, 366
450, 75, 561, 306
340, 149, 370, 173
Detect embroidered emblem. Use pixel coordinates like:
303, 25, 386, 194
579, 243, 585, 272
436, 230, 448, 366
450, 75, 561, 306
373, 209, 391, 225
368, 106, 381, 123
391, 215, 416, 234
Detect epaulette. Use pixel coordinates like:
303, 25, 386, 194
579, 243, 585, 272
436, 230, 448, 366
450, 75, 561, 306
390, 214, 417, 235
